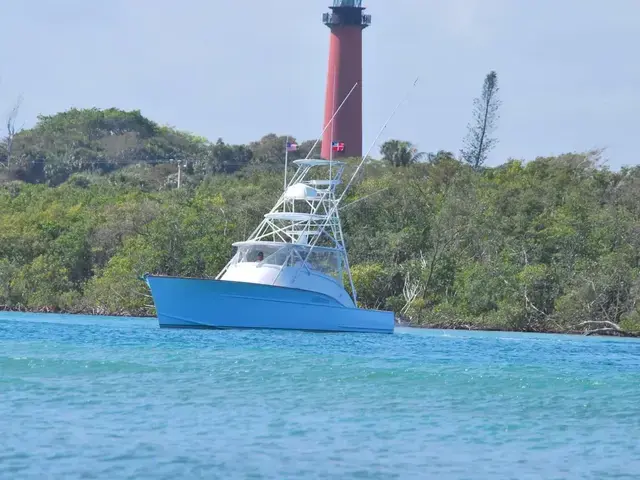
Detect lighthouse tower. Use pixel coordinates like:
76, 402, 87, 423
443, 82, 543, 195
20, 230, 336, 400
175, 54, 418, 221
321, 0, 370, 160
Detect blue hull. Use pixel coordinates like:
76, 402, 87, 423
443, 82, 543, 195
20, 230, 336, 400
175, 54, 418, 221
144, 275, 394, 334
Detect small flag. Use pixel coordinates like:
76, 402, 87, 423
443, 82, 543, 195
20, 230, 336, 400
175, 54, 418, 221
332, 141, 345, 152
286, 142, 298, 152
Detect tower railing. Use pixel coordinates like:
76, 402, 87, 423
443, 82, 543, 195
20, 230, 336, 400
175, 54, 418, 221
332, 0, 363, 7
323, 12, 371, 27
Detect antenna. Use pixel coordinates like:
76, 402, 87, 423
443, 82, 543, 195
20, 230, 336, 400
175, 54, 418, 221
283, 136, 291, 193
329, 70, 337, 180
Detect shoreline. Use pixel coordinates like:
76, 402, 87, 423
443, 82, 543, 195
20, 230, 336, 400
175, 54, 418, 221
0, 304, 152, 319
3, 305, 639, 338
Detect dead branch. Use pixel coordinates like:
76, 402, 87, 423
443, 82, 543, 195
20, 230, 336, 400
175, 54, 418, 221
523, 288, 547, 317
401, 270, 424, 316
4, 94, 24, 167
579, 320, 622, 330
577, 320, 639, 337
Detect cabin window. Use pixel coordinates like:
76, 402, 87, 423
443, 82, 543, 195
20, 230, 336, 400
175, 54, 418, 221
231, 244, 344, 283
232, 245, 289, 266
294, 248, 343, 282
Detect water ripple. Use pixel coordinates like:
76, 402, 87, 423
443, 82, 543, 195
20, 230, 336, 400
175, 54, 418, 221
1, 312, 640, 479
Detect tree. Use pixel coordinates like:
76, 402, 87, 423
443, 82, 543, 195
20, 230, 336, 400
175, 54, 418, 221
461, 71, 501, 170
5, 104, 640, 337
3, 107, 214, 184
249, 134, 302, 167
380, 139, 427, 167
3, 94, 23, 168
199, 138, 253, 174
426, 150, 456, 164
298, 139, 321, 159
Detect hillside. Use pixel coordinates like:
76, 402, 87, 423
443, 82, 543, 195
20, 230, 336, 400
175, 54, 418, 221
1, 108, 639, 336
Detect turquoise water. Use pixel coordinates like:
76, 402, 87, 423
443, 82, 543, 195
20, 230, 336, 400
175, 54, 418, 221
1, 312, 639, 479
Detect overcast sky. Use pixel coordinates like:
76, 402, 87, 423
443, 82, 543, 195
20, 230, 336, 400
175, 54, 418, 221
1, 0, 639, 168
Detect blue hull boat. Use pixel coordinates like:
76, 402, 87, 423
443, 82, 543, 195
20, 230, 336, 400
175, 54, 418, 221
145, 275, 394, 334
145, 157, 396, 334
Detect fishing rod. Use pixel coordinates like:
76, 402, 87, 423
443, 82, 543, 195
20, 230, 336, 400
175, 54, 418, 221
282, 82, 360, 190
337, 76, 420, 205
293, 76, 421, 299
339, 187, 389, 211
283, 78, 355, 193
302, 82, 359, 162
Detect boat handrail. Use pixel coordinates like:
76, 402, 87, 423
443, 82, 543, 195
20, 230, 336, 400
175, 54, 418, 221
304, 180, 340, 186
264, 212, 327, 222
231, 240, 341, 254
293, 159, 346, 167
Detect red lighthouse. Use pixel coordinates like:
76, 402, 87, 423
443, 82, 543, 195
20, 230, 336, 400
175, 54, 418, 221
321, 1, 370, 160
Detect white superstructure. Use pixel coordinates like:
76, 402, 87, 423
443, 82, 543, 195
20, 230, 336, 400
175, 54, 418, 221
216, 159, 358, 307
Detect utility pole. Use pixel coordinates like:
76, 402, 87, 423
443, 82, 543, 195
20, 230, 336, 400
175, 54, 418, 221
170, 158, 183, 189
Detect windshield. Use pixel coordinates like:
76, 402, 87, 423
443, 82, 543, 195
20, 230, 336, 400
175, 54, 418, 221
230, 244, 344, 283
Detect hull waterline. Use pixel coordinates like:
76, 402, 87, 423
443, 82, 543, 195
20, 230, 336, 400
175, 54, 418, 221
145, 275, 395, 334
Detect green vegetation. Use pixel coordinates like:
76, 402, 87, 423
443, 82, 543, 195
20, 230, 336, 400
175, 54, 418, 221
1, 106, 640, 337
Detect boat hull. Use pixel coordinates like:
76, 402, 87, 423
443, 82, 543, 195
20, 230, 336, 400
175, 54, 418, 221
144, 275, 394, 334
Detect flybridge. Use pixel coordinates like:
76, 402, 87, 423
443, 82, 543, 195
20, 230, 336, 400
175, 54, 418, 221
256, 159, 347, 251
216, 155, 356, 294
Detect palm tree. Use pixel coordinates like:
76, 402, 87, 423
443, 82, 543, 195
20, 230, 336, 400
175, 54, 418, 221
380, 140, 427, 167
